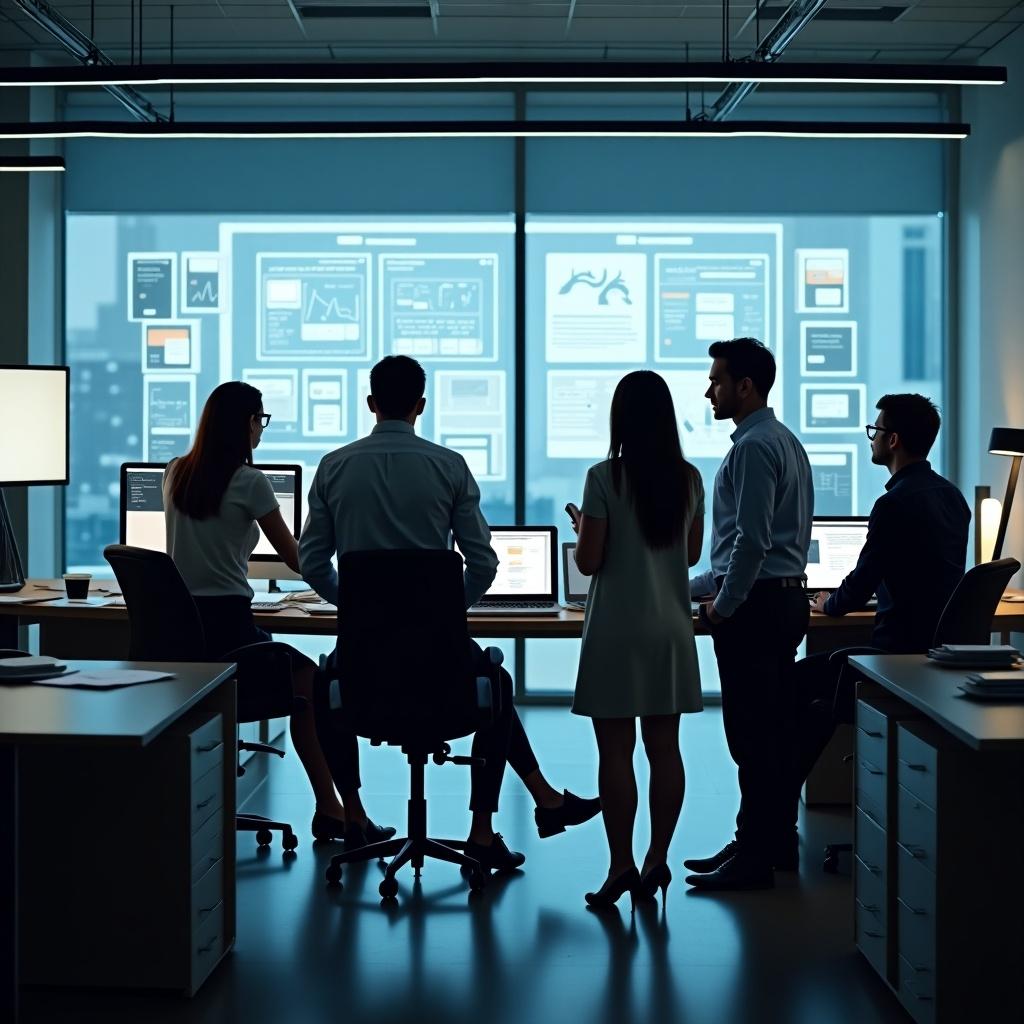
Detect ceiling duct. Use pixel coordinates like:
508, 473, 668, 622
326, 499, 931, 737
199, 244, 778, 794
12, 0, 166, 123
709, 0, 828, 121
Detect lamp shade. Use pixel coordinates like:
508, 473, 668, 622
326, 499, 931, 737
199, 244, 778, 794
989, 427, 1024, 457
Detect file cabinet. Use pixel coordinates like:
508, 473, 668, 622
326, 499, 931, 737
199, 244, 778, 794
853, 681, 1024, 1024
19, 705, 236, 995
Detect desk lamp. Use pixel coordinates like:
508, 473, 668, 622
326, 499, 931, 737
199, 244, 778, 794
0, 366, 70, 592
989, 426, 1024, 600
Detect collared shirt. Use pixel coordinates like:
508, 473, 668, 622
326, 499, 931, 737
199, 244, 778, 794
691, 407, 814, 618
298, 420, 498, 607
824, 460, 970, 653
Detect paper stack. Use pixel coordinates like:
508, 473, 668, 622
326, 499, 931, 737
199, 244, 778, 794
928, 644, 1021, 669
958, 670, 1024, 701
0, 655, 74, 682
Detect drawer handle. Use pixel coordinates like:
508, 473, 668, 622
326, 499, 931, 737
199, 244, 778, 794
859, 760, 884, 776
897, 897, 927, 916
859, 807, 882, 828
897, 842, 927, 860
198, 934, 220, 954
910, 963, 931, 974
863, 930, 884, 939
197, 741, 223, 754
195, 795, 216, 811
858, 727, 884, 738
855, 897, 879, 914
898, 760, 928, 772
198, 904, 219, 917
854, 854, 882, 875
207, 855, 223, 868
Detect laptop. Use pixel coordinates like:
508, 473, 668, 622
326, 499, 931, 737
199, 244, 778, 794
562, 542, 590, 610
807, 516, 873, 603
456, 526, 560, 616
119, 461, 304, 590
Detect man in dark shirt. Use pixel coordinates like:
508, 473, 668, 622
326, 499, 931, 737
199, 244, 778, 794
810, 394, 970, 650
790, 394, 970, 849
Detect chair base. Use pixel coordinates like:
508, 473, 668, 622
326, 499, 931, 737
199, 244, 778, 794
324, 753, 485, 899
238, 812, 298, 852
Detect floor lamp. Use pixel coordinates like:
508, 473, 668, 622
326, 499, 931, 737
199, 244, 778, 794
989, 427, 1024, 566
0, 366, 70, 592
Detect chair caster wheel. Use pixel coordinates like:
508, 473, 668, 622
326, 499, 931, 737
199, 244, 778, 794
282, 832, 299, 852
255, 829, 273, 847
325, 864, 343, 886
379, 876, 399, 900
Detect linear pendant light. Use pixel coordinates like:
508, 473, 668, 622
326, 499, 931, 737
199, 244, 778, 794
0, 60, 1006, 88
0, 120, 971, 140
0, 155, 65, 171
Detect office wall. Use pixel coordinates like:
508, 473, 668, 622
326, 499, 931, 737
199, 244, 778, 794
960, 27, 1024, 576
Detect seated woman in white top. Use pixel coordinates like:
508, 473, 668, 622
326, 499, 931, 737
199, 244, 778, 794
572, 370, 705, 910
164, 381, 392, 846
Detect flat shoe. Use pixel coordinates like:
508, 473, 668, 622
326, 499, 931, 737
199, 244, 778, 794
464, 833, 526, 873
535, 790, 602, 839
311, 811, 347, 842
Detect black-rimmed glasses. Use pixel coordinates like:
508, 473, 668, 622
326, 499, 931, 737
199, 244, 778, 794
257, 413, 272, 428
864, 424, 891, 441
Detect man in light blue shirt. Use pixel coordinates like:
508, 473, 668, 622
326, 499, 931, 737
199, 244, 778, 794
684, 338, 814, 892
300, 356, 599, 872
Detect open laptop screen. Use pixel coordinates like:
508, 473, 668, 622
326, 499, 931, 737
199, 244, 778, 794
455, 526, 557, 601
120, 462, 302, 556
806, 517, 869, 591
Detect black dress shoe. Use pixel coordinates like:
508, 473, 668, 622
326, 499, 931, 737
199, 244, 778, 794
685, 854, 774, 891
683, 840, 738, 874
464, 833, 526, 873
344, 818, 397, 850
311, 812, 347, 842
535, 790, 602, 838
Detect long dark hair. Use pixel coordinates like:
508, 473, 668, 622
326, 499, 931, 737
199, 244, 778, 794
170, 381, 262, 519
608, 370, 694, 550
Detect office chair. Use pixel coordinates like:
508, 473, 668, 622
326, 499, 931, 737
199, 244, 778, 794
104, 544, 302, 852
321, 549, 503, 901
820, 556, 1022, 872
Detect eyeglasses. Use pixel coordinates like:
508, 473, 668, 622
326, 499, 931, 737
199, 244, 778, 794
864, 424, 891, 440
257, 413, 272, 428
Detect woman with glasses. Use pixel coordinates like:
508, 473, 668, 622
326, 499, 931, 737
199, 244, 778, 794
571, 370, 705, 909
164, 381, 381, 844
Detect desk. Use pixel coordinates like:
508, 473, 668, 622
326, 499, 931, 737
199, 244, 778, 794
847, 655, 1024, 1023
0, 659, 237, 1022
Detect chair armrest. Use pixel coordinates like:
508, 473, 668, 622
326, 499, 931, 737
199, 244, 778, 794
826, 645, 887, 668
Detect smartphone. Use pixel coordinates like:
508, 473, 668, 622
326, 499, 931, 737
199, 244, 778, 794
565, 502, 581, 526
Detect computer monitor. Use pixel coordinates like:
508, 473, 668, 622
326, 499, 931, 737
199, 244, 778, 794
454, 526, 558, 602
120, 462, 303, 581
0, 365, 69, 486
806, 516, 870, 591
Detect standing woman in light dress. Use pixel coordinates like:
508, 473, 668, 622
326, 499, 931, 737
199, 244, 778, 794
572, 370, 705, 909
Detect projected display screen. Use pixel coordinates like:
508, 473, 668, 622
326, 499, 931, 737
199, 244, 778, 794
65, 216, 515, 570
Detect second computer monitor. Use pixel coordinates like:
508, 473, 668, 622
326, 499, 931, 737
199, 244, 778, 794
120, 462, 303, 581
806, 516, 869, 591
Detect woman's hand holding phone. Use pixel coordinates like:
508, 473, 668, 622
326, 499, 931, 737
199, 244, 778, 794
565, 502, 581, 535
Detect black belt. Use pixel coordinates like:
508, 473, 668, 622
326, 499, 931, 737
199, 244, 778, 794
714, 575, 806, 591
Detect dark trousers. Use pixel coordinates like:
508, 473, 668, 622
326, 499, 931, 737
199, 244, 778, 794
313, 640, 540, 814
711, 582, 809, 860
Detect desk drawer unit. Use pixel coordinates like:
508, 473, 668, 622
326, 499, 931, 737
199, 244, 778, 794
896, 727, 938, 809
898, 955, 936, 1024
19, 707, 234, 996
854, 808, 889, 977
896, 784, 937, 875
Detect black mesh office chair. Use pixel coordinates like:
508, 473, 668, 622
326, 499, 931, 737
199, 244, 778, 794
820, 556, 1022, 872
104, 543, 303, 852
322, 549, 503, 901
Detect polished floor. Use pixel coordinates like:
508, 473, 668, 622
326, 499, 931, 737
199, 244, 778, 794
23, 707, 907, 1024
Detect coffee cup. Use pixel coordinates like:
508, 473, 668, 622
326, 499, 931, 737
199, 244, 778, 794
62, 573, 92, 600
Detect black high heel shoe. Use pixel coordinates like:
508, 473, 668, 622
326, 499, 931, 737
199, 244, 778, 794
637, 864, 672, 907
585, 867, 641, 911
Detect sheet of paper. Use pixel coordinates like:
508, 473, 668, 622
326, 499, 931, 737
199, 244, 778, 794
0, 595, 64, 605
34, 669, 174, 689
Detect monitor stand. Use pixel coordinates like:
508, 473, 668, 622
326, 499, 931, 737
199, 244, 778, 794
268, 579, 282, 594
0, 489, 26, 593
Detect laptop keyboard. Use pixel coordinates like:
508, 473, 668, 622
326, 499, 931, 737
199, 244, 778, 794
480, 600, 557, 609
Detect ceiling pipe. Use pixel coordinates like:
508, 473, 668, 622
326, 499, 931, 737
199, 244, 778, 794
708, 0, 827, 121
13, 0, 167, 122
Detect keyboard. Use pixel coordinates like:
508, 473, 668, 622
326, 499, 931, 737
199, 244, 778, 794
480, 600, 556, 609
251, 600, 288, 611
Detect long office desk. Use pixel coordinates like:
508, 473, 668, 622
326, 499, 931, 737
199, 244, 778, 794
0, 659, 237, 1023
846, 655, 1024, 1023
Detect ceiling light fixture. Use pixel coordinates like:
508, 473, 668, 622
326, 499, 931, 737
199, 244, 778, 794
0, 155, 66, 171
0, 120, 971, 140
0, 61, 1005, 89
